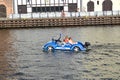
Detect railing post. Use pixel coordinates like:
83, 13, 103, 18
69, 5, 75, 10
19, 14, 21, 19
12, 14, 14, 19
70, 12, 72, 17
118, 11, 119, 16
112, 10, 113, 16
95, 11, 97, 17
39, 13, 40, 18
31, 13, 33, 19
78, 12, 80, 17
88, 12, 90, 17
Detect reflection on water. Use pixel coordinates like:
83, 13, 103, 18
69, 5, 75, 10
0, 25, 120, 80
0, 30, 16, 80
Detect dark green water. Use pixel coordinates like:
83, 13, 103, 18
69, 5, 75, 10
0, 25, 120, 80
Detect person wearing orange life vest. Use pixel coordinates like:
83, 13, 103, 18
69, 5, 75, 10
63, 36, 69, 43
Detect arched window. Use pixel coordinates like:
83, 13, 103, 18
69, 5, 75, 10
0, 5, 6, 18
87, 1, 94, 12
102, 0, 113, 11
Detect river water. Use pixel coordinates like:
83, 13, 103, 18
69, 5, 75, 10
0, 25, 120, 80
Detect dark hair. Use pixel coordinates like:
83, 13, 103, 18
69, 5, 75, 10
69, 37, 72, 40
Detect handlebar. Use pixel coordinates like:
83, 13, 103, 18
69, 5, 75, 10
52, 34, 62, 42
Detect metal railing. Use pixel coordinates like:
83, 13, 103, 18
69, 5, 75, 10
5, 10, 120, 19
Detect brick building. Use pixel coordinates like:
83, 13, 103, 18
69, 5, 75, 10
0, 0, 13, 18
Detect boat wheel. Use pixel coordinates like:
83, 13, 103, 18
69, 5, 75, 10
47, 46, 54, 52
73, 47, 80, 52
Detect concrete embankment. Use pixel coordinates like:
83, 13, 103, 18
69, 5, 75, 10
0, 16, 120, 28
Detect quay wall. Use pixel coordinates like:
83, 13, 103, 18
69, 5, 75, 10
0, 16, 120, 28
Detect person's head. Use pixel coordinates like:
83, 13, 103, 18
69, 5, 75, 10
69, 37, 72, 40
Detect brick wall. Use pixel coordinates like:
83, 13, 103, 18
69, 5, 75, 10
0, 0, 13, 17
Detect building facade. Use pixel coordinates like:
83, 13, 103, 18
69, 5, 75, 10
0, 0, 13, 18
1, 0, 120, 18
13, 0, 80, 14
12, 0, 120, 14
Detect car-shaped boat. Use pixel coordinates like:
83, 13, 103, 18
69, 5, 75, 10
43, 35, 90, 52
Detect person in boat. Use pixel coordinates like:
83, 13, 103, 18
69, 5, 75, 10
63, 36, 69, 43
68, 37, 74, 44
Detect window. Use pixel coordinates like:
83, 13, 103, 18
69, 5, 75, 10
32, 6, 64, 12
18, 5, 27, 14
87, 1, 94, 12
68, 3, 77, 12
97, 1, 99, 5
27, 0, 30, 2
0, 5, 6, 17
102, 0, 113, 11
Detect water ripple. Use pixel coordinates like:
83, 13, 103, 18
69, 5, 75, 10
0, 27, 120, 80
